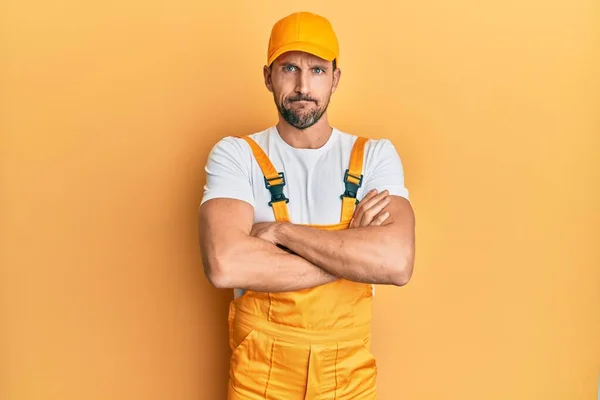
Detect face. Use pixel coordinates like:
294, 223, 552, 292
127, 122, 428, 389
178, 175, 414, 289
264, 51, 341, 130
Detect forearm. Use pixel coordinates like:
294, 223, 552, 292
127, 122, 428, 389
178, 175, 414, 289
205, 234, 338, 292
275, 223, 411, 286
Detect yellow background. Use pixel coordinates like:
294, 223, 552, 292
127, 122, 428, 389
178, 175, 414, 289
2, 0, 599, 399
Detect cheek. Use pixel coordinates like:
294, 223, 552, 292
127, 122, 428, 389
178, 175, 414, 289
315, 83, 334, 102
274, 89, 288, 104
272, 80, 292, 100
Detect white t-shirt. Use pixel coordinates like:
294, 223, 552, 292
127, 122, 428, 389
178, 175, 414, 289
200, 126, 410, 297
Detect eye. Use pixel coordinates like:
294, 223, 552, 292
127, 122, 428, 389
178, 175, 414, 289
313, 67, 325, 74
283, 65, 296, 72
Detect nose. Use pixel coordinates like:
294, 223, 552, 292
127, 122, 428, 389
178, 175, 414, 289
294, 69, 311, 97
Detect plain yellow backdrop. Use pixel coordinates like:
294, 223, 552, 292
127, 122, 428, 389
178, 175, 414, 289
1, 0, 599, 399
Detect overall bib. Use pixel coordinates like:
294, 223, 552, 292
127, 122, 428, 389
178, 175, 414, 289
227, 136, 377, 400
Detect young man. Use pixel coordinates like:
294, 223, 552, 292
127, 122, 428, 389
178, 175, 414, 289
198, 11, 415, 400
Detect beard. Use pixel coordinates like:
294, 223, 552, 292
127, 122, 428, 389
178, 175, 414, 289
275, 93, 330, 130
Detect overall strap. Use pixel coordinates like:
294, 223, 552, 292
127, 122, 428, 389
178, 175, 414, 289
237, 136, 290, 222
340, 137, 369, 223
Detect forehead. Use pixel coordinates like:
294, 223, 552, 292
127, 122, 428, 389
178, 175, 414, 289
274, 51, 330, 66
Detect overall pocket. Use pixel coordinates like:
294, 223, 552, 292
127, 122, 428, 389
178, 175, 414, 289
334, 337, 378, 397
229, 324, 273, 395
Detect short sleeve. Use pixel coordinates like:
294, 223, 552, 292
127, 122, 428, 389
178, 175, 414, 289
200, 137, 255, 207
360, 139, 410, 201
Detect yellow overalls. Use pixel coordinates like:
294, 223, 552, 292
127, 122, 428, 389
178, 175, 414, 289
227, 135, 377, 400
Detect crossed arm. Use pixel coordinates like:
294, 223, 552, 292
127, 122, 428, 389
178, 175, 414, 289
199, 189, 415, 292
259, 195, 414, 286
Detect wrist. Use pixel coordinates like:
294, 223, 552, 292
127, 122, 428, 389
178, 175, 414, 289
273, 222, 289, 246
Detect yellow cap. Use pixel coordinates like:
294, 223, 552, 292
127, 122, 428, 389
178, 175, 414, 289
267, 12, 340, 67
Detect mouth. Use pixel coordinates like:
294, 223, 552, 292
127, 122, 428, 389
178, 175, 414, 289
290, 100, 315, 105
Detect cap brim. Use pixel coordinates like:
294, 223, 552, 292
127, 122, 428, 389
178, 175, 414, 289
268, 41, 337, 67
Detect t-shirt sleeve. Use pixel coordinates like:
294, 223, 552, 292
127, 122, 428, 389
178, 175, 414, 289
360, 139, 410, 201
200, 136, 255, 207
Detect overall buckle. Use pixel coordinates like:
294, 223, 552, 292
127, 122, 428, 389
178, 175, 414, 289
264, 172, 289, 207
340, 169, 363, 205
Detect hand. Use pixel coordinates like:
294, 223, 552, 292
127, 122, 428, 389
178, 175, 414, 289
250, 222, 280, 245
251, 222, 296, 254
349, 189, 393, 229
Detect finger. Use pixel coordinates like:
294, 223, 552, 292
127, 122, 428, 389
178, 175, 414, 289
355, 190, 377, 212
368, 189, 390, 205
370, 212, 390, 226
368, 195, 392, 217
353, 189, 380, 218
353, 189, 378, 225
357, 190, 390, 218
358, 194, 392, 226
360, 189, 378, 202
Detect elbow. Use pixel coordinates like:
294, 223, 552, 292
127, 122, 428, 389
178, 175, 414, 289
390, 266, 413, 286
387, 251, 415, 287
203, 251, 236, 290
206, 268, 233, 289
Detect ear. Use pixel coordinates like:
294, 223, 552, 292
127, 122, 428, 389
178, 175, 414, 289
263, 65, 274, 93
331, 67, 342, 94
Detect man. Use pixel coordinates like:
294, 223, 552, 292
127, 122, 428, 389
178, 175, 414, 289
198, 11, 415, 400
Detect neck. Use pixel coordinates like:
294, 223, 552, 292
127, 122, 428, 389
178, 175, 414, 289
275, 114, 333, 149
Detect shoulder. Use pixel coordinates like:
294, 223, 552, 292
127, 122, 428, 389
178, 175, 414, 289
208, 127, 272, 160
334, 129, 410, 199
365, 138, 399, 158
334, 127, 399, 156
